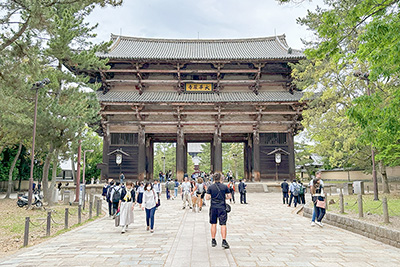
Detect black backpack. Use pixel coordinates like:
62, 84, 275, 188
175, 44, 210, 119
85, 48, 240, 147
112, 187, 121, 203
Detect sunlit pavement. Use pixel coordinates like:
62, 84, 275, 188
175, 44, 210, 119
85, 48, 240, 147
1, 193, 400, 266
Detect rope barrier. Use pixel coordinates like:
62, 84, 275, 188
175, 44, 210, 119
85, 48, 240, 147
29, 219, 46, 228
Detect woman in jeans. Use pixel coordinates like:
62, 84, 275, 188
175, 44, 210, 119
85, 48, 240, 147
311, 178, 326, 227
143, 182, 158, 233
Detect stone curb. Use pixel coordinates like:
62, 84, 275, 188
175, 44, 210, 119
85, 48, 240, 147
303, 206, 400, 248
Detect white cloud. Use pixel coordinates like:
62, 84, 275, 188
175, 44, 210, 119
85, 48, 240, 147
87, 0, 325, 49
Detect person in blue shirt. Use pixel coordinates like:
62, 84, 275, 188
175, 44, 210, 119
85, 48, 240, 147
206, 173, 231, 249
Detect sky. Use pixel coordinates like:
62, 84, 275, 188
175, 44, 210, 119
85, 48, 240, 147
86, 0, 325, 50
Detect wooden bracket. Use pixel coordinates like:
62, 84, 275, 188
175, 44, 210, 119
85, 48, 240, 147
100, 71, 111, 94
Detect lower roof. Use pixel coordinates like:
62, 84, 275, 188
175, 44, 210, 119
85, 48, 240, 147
97, 91, 303, 104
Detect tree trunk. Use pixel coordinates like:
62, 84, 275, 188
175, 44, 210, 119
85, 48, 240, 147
48, 150, 59, 206
42, 145, 54, 203
71, 157, 76, 183
379, 160, 390, 194
5, 142, 23, 199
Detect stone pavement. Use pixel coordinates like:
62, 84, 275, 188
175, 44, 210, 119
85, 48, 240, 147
1, 193, 400, 267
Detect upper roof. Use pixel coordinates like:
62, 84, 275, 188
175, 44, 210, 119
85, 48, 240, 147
96, 91, 303, 103
96, 34, 304, 61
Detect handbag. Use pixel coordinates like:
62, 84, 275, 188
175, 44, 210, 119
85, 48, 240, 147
153, 191, 160, 207
115, 213, 120, 227
216, 183, 231, 213
225, 203, 231, 213
316, 199, 326, 209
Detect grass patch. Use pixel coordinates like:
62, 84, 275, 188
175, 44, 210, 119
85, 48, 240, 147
328, 194, 400, 216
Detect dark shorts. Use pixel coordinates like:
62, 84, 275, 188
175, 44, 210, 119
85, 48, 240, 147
209, 207, 227, 225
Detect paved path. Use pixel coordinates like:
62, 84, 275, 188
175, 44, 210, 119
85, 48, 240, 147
1, 193, 400, 267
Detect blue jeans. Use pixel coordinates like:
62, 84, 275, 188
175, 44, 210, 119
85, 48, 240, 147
145, 207, 156, 229
312, 205, 316, 222
174, 188, 178, 197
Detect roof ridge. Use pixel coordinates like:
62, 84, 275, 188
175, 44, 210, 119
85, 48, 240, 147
109, 34, 287, 43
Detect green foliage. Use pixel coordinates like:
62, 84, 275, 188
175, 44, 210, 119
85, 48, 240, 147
153, 143, 176, 178
282, 0, 400, 170
79, 128, 103, 182
198, 143, 211, 173
222, 143, 244, 179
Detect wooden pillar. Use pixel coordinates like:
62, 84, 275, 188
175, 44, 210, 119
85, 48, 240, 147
213, 127, 222, 174
102, 133, 109, 179
183, 141, 188, 175
146, 138, 154, 180
210, 142, 215, 173
138, 125, 146, 181
244, 140, 251, 180
288, 132, 295, 180
252, 130, 261, 182
176, 127, 185, 181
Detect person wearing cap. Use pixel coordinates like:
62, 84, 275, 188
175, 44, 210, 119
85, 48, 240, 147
280, 179, 289, 204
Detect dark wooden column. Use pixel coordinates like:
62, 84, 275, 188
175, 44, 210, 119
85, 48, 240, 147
176, 127, 185, 181
252, 129, 261, 182
146, 138, 154, 180
288, 132, 295, 180
138, 125, 146, 181
101, 133, 110, 180
183, 141, 188, 175
213, 127, 222, 174
244, 140, 251, 181
210, 142, 215, 173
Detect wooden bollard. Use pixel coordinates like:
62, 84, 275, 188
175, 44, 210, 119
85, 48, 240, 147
382, 197, 390, 223
339, 190, 344, 214
78, 205, 82, 224
358, 194, 363, 218
65, 208, 69, 229
89, 202, 93, 220
23, 217, 30, 247
46, 212, 51, 236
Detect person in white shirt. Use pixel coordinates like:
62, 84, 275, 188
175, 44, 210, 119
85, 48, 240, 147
143, 182, 158, 233
181, 177, 193, 209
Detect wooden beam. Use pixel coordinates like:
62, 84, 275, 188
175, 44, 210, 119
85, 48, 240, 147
100, 110, 299, 115
100, 101, 304, 106
105, 120, 295, 125
106, 79, 288, 85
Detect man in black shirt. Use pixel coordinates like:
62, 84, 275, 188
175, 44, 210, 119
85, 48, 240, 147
205, 173, 232, 249
281, 179, 289, 204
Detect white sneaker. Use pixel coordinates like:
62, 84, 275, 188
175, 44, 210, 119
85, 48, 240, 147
310, 222, 316, 227
121, 225, 126, 233
315, 221, 323, 227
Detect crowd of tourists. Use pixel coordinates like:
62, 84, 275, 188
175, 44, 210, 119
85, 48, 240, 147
280, 171, 326, 227
102, 172, 236, 249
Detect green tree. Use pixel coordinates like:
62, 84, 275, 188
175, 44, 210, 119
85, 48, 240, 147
198, 143, 211, 173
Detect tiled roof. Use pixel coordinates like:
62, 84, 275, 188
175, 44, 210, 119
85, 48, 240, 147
96, 34, 304, 61
96, 91, 303, 103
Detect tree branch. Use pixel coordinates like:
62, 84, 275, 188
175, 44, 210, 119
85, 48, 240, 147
0, 16, 30, 53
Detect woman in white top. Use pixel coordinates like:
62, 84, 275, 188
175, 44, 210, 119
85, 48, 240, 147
118, 181, 135, 233
142, 182, 158, 233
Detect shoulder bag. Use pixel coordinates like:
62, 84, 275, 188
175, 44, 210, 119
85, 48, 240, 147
216, 184, 231, 213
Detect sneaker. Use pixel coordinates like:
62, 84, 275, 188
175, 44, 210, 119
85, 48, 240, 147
311, 222, 316, 227
121, 226, 126, 234
211, 239, 217, 247
315, 221, 323, 227
150, 229, 154, 233
146, 226, 150, 231
199, 207, 202, 212
182, 207, 186, 209
222, 240, 230, 249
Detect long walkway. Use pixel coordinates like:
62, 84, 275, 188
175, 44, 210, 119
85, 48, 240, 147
1, 193, 400, 267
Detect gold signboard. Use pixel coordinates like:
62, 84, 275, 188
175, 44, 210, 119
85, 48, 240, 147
185, 83, 213, 92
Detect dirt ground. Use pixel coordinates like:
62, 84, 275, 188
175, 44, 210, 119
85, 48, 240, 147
0, 198, 103, 258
